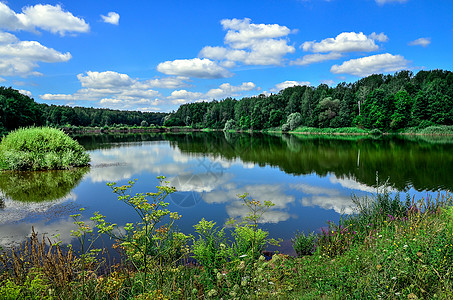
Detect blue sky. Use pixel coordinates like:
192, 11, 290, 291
1, 0, 452, 112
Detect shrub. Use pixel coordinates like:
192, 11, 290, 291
292, 231, 317, 256
223, 119, 236, 131
0, 127, 90, 171
287, 112, 303, 130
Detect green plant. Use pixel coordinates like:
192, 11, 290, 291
70, 208, 102, 299
92, 177, 186, 293
292, 231, 317, 256
192, 218, 231, 287
0, 127, 90, 171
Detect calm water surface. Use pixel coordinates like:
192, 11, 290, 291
1, 132, 452, 254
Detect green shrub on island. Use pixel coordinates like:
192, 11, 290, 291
0, 127, 90, 171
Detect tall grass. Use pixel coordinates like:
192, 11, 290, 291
0, 127, 90, 171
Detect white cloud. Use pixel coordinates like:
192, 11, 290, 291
199, 18, 295, 66
221, 18, 291, 49
144, 76, 190, 89
78, 71, 134, 89
375, 0, 408, 4
41, 71, 164, 110
321, 79, 336, 86
369, 32, 389, 42
330, 53, 409, 77
291, 52, 343, 66
101, 12, 120, 25
157, 58, 232, 79
302, 32, 382, 53
19, 89, 32, 97
166, 82, 256, 105
205, 82, 256, 99
273, 80, 310, 92
0, 3, 89, 35
0, 32, 71, 77
168, 89, 203, 104
408, 37, 431, 47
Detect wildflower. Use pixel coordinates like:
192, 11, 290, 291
403, 244, 408, 249
391, 276, 397, 280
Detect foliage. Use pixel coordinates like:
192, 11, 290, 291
0, 127, 90, 171
223, 119, 236, 131
92, 178, 189, 293
1, 183, 453, 299
162, 69, 453, 133
292, 231, 317, 256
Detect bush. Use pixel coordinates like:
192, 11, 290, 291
0, 127, 90, 171
223, 119, 236, 131
287, 112, 303, 130
292, 231, 317, 256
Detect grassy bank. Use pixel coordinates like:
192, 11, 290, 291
1, 181, 452, 299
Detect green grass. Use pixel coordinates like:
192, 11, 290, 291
290, 126, 370, 134
0, 127, 90, 171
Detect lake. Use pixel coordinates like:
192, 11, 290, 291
1, 132, 452, 255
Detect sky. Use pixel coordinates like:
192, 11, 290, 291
1, 0, 452, 113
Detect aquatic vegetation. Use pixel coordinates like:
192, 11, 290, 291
0, 127, 90, 171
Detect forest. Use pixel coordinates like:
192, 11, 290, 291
0, 86, 167, 135
1, 69, 453, 135
163, 69, 453, 132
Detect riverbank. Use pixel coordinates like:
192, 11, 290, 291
1, 189, 452, 299
45, 124, 453, 137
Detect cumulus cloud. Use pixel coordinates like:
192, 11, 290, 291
302, 32, 383, 53
272, 80, 310, 93
167, 82, 257, 105
291, 52, 343, 66
41, 69, 255, 110
221, 18, 292, 48
157, 58, 232, 79
330, 53, 409, 77
101, 12, 120, 25
168, 89, 203, 104
199, 18, 295, 66
375, 0, 408, 4
408, 37, 431, 47
206, 82, 256, 99
41, 70, 166, 110
369, 32, 389, 42
0, 3, 89, 35
0, 32, 71, 77
19, 89, 32, 97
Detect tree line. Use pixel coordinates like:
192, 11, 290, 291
164, 69, 453, 131
1, 69, 453, 135
0, 86, 167, 134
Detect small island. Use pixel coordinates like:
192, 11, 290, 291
0, 127, 90, 171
